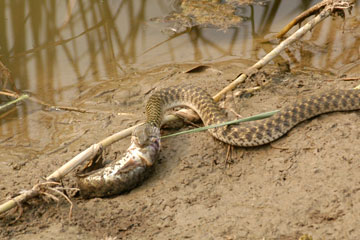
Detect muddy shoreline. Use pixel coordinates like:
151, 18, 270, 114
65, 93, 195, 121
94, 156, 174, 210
1, 61, 360, 239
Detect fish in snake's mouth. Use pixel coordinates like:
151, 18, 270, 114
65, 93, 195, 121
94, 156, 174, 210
77, 85, 360, 198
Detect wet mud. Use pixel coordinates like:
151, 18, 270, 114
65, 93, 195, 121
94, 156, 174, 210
1, 60, 360, 239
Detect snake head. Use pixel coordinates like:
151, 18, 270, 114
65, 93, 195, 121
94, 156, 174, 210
131, 123, 161, 148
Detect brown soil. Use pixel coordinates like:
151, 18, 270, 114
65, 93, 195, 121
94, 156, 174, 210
1, 60, 360, 239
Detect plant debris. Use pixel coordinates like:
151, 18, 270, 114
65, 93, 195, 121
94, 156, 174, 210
151, 0, 267, 33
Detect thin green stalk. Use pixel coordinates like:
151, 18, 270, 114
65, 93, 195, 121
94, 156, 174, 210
0, 94, 29, 111
161, 109, 279, 139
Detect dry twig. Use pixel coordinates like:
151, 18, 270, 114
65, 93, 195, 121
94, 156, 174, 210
276, 0, 329, 38
213, 0, 351, 101
276, 0, 354, 38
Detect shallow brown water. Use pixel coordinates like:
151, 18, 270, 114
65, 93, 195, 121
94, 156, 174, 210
1, 0, 359, 138
1, 0, 360, 239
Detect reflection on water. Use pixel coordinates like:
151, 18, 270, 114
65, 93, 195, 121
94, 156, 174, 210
0, 0, 359, 147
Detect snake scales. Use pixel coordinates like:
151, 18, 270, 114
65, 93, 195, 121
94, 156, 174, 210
77, 84, 360, 198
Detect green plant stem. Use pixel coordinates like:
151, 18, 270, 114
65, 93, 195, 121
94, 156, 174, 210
0, 94, 29, 111
161, 109, 279, 139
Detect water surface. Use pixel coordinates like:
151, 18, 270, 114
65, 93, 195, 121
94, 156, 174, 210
0, 0, 359, 148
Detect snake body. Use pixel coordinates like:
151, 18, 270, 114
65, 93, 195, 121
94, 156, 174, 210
146, 85, 360, 146
78, 84, 360, 197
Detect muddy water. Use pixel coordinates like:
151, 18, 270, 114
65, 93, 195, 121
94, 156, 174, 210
1, 0, 359, 141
